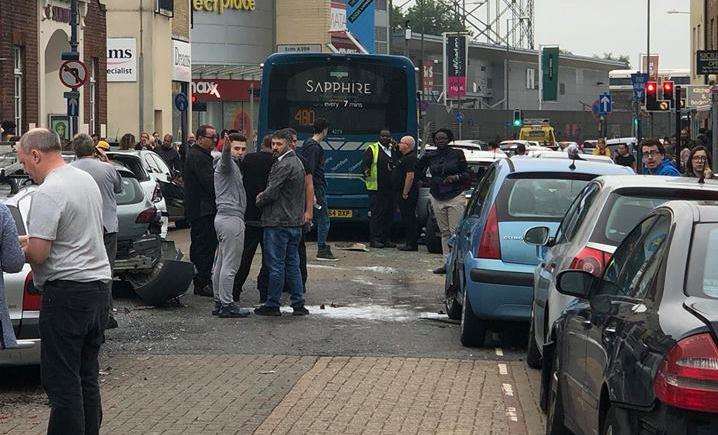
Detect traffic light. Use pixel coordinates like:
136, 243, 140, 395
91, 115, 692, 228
662, 80, 675, 101
645, 81, 658, 110
512, 109, 523, 127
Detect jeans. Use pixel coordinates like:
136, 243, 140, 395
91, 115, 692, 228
40, 281, 110, 435
313, 183, 330, 248
234, 224, 263, 300
263, 227, 304, 309
398, 191, 418, 248
258, 229, 308, 300
189, 215, 218, 287
212, 215, 245, 304
369, 190, 395, 243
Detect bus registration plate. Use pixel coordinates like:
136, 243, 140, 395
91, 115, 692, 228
329, 209, 353, 218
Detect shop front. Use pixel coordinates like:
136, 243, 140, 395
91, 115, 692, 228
191, 78, 260, 140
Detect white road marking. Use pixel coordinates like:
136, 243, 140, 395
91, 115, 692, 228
498, 363, 508, 375
495, 347, 504, 357
502, 383, 514, 397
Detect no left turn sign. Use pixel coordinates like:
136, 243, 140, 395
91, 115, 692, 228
59, 60, 89, 88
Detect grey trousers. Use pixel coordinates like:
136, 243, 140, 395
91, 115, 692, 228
212, 215, 245, 305
103, 232, 117, 308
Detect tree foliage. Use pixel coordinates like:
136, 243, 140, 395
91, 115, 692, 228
593, 52, 631, 67
391, 0, 467, 35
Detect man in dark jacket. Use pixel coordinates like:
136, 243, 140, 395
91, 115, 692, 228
362, 129, 398, 248
254, 129, 308, 317
184, 124, 218, 296
156, 133, 182, 176
234, 135, 275, 301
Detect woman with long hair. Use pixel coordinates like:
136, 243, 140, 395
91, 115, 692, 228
685, 145, 714, 180
119, 133, 136, 150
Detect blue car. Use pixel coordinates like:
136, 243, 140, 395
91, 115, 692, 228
444, 157, 634, 347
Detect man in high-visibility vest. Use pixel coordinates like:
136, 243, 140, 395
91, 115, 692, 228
362, 129, 398, 248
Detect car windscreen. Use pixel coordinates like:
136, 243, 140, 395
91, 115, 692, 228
497, 173, 594, 221
592, 188, 718, 246
117, 175, 145, 205
687, 223, 718, 299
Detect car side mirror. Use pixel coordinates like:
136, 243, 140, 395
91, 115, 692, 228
556, 270, 598, 299
524, 226, 550, 245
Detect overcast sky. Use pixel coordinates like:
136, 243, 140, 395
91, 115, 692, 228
534, 0, 690, 70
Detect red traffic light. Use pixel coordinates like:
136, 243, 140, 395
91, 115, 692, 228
646, 81, 657, 93
663, 81, 673, 92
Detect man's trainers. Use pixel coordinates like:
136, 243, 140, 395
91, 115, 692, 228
292, 305, 310, 316
254, 305, 281, 316
219, 303, 251, 318
212, 301, 221, 316
316, 245, 338, 261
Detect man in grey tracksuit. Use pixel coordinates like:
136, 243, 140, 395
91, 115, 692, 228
211, 136, 251, 318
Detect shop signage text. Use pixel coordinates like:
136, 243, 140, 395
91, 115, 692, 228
107, 38, 137, 82
192, 0, 255, 13
191, 79, 260, 102
192, 81, 222, 98
172, 40, 192, 83
305, 80, 372, 95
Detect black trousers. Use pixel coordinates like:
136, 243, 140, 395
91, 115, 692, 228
257, 230, 307, 303
398, 191, 418, 248
40, 281, 110, 435
369, 190, 395, 243
189, 215, 217, 287
233, 224, 263, 300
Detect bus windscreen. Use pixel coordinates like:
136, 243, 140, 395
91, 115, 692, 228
267, 60, 409, 136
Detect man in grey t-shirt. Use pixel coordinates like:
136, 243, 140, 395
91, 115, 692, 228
70, 133, 122, 329
18, 128, 111, 435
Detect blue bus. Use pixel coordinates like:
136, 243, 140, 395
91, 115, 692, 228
258, 53, 418, 221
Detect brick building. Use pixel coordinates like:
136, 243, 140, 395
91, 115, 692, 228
0, 0, 107, 139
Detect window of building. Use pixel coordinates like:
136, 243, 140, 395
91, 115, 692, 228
13, 46, 23, 136
559, 82, 566, 95
526, 68, 536, 89
375, 0, 387, 11
89, 58, 97, 135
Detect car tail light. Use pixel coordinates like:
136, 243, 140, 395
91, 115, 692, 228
22, 272, 41, 311
654, 333, 718, 413
136, 207, 159, 224
151, 184, 163, 203
569, 247, 611, 276
476, 205, 501, 259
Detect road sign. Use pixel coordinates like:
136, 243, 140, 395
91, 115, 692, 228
174, 93, 188, 112
59, 60, 89, 88
598, 93, 612, 115
630, 73, 649, 102
697, 50, 718, 75
64, 90, 80, 117
455, 111, 464, 124
686, 85, 711, 110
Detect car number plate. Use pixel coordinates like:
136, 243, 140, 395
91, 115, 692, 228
329, 209, 353, 218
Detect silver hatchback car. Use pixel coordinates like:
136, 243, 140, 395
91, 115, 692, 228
523, 175, 718, 368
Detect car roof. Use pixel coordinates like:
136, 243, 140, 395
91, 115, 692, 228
526, 150, 613, 163
424, 145, 505, 162
594, 175, 718, 191
503, 157, 633, 175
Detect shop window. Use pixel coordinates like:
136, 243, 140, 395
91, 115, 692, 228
13, 46, 23, 135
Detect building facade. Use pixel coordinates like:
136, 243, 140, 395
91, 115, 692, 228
105, 0, 191, 142
0, 0, 108, 140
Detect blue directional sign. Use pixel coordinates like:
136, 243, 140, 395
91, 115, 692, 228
64, 91, 80, 117
630, 73, 649, 102
455, 111, 464, 124
598, 93, 612, 115
174, 93, 189, 112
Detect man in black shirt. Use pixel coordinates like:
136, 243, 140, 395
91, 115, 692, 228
184, 125, 218, 296
234, 135, 275, 302
363, 129, 398, 248
393, 136, 419, 251
614, 143, 637, 172
156, 133, 182, 176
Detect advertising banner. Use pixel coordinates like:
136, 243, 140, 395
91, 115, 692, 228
445, 34, 467, 100
641, 54, 660, 81
697, 50, 718, 75
107, 38, 137, 82
541, 47, 559, 102
345, 0, 375, 54
422, 60, 435, 95
172, 39, 192, 82
687, 85, 711, 110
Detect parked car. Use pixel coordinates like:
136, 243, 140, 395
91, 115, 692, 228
543, 200, 718, 434
525, 150, 615, 164
499, 140, 547, 156
105, 150, 186, 235
449, 139, 489, 151
524, 176, 718, 369
443, 157, 633, 347
418, 146, 506, 254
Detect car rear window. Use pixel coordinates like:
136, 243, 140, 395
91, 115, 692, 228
497, 173, 594, 221
687, 224, 718, 299
117, 176, 145, 205
591, 188, 718, 246
108, 155, 149, 181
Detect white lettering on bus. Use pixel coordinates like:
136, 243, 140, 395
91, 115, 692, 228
305, 80, 372, 95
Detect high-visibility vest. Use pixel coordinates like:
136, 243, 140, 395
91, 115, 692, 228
364, 142, 379, 191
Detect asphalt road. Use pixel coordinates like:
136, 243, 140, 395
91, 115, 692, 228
101, 225, 530, 360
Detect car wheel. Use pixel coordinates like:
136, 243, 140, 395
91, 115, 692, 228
444, 267, 462, 320
460, 286, 486, 347
425, 210, 443, 254
602, 405, 632, 435
526, 310, 543, 369
546, 348, 570, 435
